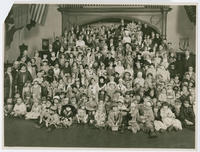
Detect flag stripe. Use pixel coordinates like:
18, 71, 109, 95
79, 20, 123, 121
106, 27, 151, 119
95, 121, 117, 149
30, 4, 47, 24
35, 4, 43, 23
37, 5, 45, 24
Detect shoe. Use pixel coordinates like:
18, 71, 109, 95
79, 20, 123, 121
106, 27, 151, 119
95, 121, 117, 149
167, 126, 174, 132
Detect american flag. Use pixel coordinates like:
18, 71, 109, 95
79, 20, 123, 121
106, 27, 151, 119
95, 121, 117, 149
29, 4, 47, 25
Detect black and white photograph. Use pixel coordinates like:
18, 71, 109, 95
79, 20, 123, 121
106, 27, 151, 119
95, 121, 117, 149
3, 2, 197, 149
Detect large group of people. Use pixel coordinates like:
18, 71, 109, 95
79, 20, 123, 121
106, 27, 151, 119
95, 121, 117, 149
4, 20, 196, 137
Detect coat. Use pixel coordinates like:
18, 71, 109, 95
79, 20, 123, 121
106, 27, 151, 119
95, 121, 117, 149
4, 72, 14, 100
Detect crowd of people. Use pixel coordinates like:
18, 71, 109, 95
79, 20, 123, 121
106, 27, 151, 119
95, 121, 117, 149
4, 20, 196, 137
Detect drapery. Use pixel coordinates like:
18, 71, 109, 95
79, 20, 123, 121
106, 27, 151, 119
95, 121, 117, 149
184, 6, 196, 24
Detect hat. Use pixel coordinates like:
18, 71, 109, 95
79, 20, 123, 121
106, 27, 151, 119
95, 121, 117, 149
53, 96, 60, 100
50, 105, 57, 111
118, 96, 124, 103
85, 101, 98, 111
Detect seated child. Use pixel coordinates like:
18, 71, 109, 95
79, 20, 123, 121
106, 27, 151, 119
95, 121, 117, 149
138, 99, 157, 138
160, 102, 182, 131
11, 98, 27, 117
107, 103, 122, 131
76, 106, 88, 124
60, 104, 77, 128
179, 100, 195, 128
25, 100, 41, 120
45, 106, 61, 130
4, 98, 14, 116
128, 102, 140, 133
94, 100, 106, 128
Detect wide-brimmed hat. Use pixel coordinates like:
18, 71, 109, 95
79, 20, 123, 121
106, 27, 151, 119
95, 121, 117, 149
85, 101, 98, 111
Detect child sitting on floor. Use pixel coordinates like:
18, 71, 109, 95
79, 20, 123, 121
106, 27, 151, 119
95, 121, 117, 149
11, 98, 27, 117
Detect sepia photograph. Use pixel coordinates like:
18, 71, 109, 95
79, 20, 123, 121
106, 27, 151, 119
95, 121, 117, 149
3, 2, 197, 149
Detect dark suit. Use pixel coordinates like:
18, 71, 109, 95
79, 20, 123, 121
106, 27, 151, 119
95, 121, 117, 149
4, 73, 14, 101
14, 70, 33, 96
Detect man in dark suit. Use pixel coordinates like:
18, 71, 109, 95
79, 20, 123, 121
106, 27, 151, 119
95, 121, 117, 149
14, 64, 33, 96
182, 50, 195, 73
4, 66, 14, 101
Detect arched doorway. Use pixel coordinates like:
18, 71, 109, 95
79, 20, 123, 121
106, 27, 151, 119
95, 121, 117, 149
58, 4, 171, 39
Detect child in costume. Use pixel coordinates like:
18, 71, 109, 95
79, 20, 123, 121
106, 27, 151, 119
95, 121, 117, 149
179, 100, 195, 128
138, 101, 157, 137
76, 106, 88, 124
160, 102, 182, 131
31, 80, 41, 101
11, 98, 27, 117
94, 100, 106, 128
60, 104, 77, 128
25, 100, 41, 119
128, 102, 140, 133
4, 98, 14, 116
107, 103, 122, 131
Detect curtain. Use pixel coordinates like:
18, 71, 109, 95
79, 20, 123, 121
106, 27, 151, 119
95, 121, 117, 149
184, 6, 196, 25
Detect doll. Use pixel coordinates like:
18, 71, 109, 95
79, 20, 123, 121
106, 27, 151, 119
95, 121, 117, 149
94, 100, 106, 128
4, 98, 14, 116
76, 106, 88, 124
128, 102, 140, 133
160, 102, 182, 131
25, 101, 41, 120
11, 98, 27, 117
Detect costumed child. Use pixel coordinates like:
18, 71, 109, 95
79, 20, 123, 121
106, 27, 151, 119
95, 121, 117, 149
160, 102, 182, 131
37, 99, 52, 127
94, 100, 106, 128
138, 100, 157, 138
31, 80, 41, 101
60, 104, 77, 128
45, 106, 61, 131
117, 96, 129, 132
107, 103, 122, 131
179, 100, 195, 129
25, 100, 41, 120
22, 81, 32, 100
158, 88, 167, 103
128, 102, 140, 133
134, 72, 144, 87
4, 98, 14, 116
24, 95, 33, 112
76, 106, 88, 124
166, 84, 176, 105
11, 97, 27, 117
85, 96, 98, 126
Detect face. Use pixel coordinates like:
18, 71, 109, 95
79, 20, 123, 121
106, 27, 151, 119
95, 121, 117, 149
21, 66, 26, 71
17, 98, 22, 104
184, 101, 190, 107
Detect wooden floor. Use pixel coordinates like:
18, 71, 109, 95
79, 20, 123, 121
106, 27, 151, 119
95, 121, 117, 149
4, 117, 195, 148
